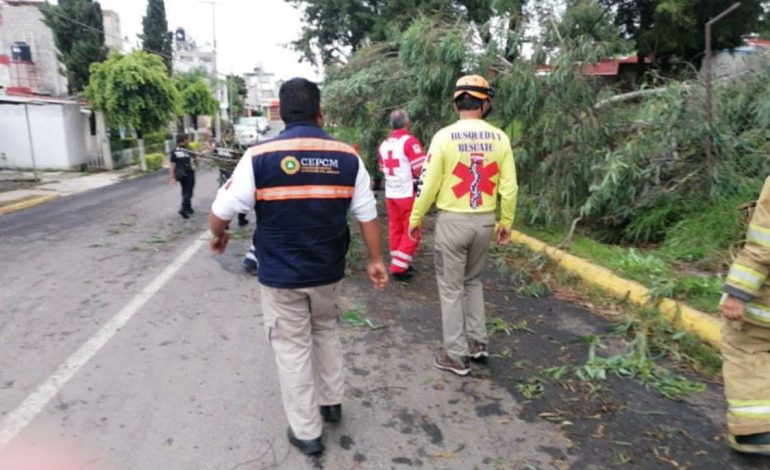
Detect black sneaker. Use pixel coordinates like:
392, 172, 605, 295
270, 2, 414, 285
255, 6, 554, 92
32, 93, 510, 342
434, 351, 470, 376
178, 209, 189, 219
186, 207, 195, 214
243, 258, 258, 276
392, 270, 414, 282
730, 432, 770, 455
320, 404, 342, 423
287, 427, 324, 455
470, 340, 489, 361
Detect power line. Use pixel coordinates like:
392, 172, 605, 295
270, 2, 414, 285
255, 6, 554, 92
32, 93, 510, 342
43, 6, 232, 80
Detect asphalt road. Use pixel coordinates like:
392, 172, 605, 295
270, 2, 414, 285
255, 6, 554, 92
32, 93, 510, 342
0, 128, 764, 469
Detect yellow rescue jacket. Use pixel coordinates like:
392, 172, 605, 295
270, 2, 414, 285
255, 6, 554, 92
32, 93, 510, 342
409, 118, 518, 229
725, 176, 770, 325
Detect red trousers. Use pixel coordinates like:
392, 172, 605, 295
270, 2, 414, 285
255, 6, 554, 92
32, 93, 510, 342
387, 197, 420, 273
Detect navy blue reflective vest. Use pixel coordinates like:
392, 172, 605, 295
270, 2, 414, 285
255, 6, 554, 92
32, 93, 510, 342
250, 122, 361, 288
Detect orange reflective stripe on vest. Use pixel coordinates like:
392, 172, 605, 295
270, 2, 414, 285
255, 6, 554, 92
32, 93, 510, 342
249, 138, 358, 157
256, 185, 355, 201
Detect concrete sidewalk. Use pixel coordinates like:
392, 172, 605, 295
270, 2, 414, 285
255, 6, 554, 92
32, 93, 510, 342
0, 168, 140, 215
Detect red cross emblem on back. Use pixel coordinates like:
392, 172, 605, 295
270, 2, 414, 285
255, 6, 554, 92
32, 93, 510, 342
384, 150, 400, 176
452, 153, 498, 209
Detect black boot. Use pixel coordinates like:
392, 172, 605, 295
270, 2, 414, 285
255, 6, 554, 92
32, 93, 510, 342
320, 404, 342, 423
287, 427, 324, 455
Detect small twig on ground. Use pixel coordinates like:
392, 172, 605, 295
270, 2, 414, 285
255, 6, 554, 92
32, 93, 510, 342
558, 216, 583, 249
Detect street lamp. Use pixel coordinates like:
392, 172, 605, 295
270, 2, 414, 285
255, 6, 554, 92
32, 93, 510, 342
704, 2, 741, 189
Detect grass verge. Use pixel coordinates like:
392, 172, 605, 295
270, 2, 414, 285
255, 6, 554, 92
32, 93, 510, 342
491, 242, 721, 400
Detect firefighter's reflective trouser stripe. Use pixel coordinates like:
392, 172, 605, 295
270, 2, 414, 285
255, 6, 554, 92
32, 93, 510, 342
722, 318, 770, 436
261, 281, 344, 440
434, 211, 495, 362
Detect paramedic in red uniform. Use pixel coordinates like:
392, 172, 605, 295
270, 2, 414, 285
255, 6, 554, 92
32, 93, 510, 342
377, 109, 426, 280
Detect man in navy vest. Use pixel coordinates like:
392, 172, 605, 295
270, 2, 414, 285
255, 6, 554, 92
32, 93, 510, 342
208, 78, 388, 456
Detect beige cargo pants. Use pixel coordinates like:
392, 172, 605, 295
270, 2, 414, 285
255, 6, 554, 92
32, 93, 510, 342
434, 211, 496, 362
722, 318, 770, 436
261, 281, 344, 440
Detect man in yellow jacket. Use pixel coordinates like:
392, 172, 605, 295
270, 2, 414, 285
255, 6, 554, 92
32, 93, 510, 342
409, 74, 518, 376
721, 176, 770, 454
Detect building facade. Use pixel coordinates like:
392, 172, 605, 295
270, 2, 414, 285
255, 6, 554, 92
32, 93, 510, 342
102, 9, 122, 53
244, 64, 279, 115
0, 0, 67, 96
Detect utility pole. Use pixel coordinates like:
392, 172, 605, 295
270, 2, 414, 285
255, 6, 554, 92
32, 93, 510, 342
201, 0, 222, 142
23, 103, 39, 181
704, 2, 740, 190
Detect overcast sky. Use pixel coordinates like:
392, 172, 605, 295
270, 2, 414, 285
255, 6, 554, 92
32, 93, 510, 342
92, 0, 321, 81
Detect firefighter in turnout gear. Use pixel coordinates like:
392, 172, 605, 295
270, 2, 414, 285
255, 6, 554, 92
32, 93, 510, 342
209, 78, 388, 456
721, 176, 770, 454
378, 109, 426, 280
409, 74, 518, 376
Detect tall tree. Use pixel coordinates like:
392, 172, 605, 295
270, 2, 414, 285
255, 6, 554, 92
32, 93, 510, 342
141, 0, 173, 74
86, 51, 180, 137
285, 0, 522, 66
226, 74, 248, 119
177, 76, 218, 130
40, 0, 108, 94
599, 0, 764, 73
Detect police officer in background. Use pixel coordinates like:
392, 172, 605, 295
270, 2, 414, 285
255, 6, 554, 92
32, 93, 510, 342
168, 134, 197, 218
208, 77, 388, 456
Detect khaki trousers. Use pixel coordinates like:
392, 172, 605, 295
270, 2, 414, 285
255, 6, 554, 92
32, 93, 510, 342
434, 211, 495, 362
261, 281, 344, 440
722, 318, 770, 436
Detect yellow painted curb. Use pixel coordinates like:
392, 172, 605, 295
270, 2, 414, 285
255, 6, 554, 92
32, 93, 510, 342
0, 194, 59, 216
510, 230, 722, 350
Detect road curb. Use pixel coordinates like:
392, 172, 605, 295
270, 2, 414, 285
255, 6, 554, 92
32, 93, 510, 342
0, 195, 60, 216
510, 230, 722, 350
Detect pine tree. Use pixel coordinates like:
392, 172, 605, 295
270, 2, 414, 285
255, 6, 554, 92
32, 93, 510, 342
40, 0, 107, 94
141, 0, 172, 74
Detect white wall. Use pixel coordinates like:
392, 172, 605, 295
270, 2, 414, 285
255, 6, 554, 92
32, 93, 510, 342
61, 103, 87, 168
0, 102, 89, 170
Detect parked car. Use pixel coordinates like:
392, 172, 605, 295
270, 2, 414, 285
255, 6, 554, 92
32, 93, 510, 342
233, 123, 260, 147
255, 116, 271, 134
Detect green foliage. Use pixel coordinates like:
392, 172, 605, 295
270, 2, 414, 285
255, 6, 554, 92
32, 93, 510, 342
323, 16, 476, 171
174, 71, 218, 129
661, 194, 753, 264
285, 0, 524, 66
340, 308, 386, 330
545, 0, 631, 54
141, 0, 173, 74
567, 328, 706, 400
226, 74, 248, 119
40, 0, 107, 93
599, 0, 764, 72
486, 317, 535, 335
86, 51, 180, 136
180, 79, 218, 117
144, 152, 165, 172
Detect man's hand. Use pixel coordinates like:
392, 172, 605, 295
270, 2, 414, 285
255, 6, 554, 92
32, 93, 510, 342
408, 224, 421, 241
720, 294, 746, 321
496, 226, 511, 245
210, 232, 230, 254
209, 213, 232, 254
169, 177, 176, 185
367, 260, 388, 290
